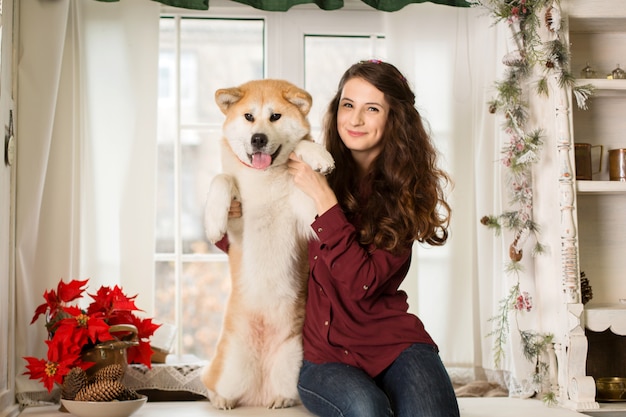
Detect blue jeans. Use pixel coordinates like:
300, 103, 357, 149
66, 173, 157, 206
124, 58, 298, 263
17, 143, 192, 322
297, 344, 460, 417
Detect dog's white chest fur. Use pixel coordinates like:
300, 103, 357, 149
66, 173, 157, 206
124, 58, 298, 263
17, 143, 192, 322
229, 158, 315, 304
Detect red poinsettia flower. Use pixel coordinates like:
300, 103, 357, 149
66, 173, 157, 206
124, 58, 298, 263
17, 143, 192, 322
30, 279, 89, 325
24, 278, 161, 392
58, 279, 90, 303
122, 316, 161, 366
53, 306, 114, 347
87, 285, 140, 318
127, 339, 155, 366
23, 339, 88, 392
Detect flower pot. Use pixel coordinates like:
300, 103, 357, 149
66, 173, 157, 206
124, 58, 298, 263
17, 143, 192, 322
59, 325, 140, 411
81, 324, 139, 378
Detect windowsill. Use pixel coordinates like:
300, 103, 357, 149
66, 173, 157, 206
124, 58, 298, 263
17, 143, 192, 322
18, 398, 592, 417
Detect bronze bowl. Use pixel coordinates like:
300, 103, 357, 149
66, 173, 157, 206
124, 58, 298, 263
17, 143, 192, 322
596, 377, 626, 401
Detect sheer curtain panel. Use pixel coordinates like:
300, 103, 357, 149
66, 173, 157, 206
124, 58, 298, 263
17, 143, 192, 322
15, 0, 159, 393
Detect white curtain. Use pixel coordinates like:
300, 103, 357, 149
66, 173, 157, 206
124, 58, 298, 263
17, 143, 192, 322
14, 0, 545, 398
15, 0, 159, 385
386, 4, 541, 395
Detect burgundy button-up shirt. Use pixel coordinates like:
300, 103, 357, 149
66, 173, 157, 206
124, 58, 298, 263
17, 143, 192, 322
303, 204, 436, 378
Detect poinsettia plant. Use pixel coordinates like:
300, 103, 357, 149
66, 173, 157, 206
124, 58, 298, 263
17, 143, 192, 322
23, 278, 160, 392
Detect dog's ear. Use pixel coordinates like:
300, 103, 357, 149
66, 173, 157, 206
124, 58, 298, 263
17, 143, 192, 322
215, 88, 244, 114
283, 87, 312, 117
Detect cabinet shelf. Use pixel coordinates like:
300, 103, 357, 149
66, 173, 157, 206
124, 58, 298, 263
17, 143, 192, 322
563, 0, 626, 410
568, 0, 626, 32
576, 79, 626, 90
584, 302, 626, 335
576, 181, 626, 194
576, 79, 626, 98
584, 402, 626, 414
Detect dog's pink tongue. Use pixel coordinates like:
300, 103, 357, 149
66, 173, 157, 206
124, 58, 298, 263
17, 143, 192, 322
251, 152, 272, 169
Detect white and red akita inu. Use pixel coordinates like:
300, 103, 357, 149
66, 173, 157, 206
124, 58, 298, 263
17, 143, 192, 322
202, 79, 334, 409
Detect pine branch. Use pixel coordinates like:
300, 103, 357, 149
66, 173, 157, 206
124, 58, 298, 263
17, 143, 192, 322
573, 84, 595, 110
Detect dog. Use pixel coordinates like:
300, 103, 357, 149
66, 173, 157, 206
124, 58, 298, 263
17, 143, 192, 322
202, 79, 334, 409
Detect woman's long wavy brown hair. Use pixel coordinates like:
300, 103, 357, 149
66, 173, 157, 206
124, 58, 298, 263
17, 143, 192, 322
323, 61, 451, 254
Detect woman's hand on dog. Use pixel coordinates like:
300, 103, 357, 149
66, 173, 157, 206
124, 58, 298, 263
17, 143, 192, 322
228, 199, 242, 218
288, 152, 338, 216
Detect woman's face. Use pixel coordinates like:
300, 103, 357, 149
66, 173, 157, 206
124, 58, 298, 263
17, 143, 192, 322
337, 77, 389, 170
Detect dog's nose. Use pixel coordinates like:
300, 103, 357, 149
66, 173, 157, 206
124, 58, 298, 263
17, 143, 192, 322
251, 133, 268, 150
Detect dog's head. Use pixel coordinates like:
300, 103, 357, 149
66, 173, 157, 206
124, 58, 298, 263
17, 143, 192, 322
215, 79, 313, 170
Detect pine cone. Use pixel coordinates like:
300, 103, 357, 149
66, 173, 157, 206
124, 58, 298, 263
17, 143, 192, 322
62, 368, 88, 400
75, 379, 125, 402
118, 387, 141, 401
91, 363, 125, 382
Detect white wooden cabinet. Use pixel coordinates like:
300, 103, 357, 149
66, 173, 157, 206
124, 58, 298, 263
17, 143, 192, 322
558, 0, 626, 412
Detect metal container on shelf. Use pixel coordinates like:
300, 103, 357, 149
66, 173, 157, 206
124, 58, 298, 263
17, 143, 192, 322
609, 148, 626, 181
596, 377, 626, 401
581, 62, 596, 78
611, 64, 626, 79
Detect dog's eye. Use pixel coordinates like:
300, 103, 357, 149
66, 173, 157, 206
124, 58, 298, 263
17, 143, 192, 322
270, 113, 281, 122
244, 113, 254, 122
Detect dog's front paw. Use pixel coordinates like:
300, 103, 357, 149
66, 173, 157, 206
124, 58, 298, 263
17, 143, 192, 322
312, 150, 335, 175
209, 392, 237, 410
204, 174, 237, 243
294, 141, 335, 175
267, 396, 299, 409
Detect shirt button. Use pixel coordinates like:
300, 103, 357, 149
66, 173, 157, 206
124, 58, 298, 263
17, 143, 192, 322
344, 350, 349, 355
363, 284, 369, 290
324, 321, 329, 326
317, 227, 323, 233
313, 255, 318, 260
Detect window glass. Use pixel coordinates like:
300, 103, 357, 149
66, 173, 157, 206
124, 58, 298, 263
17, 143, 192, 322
179, 261, 231, 357
304, 35, 385, 137
178, 18, 264, 125
180, 129, 223, 254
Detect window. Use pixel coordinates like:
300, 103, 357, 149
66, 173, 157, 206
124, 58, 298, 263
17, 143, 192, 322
156, 5, 384, 358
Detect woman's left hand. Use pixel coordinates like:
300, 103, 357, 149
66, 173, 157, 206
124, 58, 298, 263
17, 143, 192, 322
288, 152, 338, 216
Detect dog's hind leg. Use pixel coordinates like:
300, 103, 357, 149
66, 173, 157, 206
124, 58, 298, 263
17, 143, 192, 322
264, 334, 303, 409
203, 333, 259, 409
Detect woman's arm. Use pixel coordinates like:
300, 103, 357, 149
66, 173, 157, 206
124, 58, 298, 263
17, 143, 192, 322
312, 205, 411, 300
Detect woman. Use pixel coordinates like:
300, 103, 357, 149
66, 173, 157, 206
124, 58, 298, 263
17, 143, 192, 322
286, 60, 459, 417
